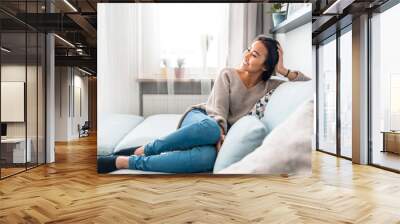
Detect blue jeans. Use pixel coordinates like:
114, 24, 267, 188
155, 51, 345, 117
128, 109, 221, 173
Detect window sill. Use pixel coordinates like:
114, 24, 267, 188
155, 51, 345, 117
137, 74, 216, 83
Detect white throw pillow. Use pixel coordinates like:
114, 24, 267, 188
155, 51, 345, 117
113, 114, 181, 153
213, 116, 268, 173
218, 99, 314, 175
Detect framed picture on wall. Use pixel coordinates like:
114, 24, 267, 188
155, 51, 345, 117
1, 81, 25, 122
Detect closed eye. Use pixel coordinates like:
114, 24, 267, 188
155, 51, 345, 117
245, 48, 260, 58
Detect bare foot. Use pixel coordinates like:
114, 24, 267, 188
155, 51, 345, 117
133, 146, 145, 156
115, 156, 129, 169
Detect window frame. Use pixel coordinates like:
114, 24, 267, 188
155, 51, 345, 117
368, 1, 400, 173
315, 24, 352, 161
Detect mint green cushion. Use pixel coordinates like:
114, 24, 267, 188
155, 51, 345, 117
213, 116, 268, 173
261, 81, 313, 131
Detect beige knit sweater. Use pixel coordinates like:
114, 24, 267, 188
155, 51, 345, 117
177, 68, 311, 133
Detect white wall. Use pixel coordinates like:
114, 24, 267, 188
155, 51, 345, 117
55, 67, 69, 141
1, 65, 41, 138
275, 22, 313, 79
76, 74, 89, 122
1, 64, 46, 163
275, 23, 314, 150
55, 67, 89, 141
73, 73, 89, 138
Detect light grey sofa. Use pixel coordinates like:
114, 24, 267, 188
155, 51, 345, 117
97, 80, 314, 174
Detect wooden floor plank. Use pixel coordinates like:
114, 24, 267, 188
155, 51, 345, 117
0, 134, 399, 223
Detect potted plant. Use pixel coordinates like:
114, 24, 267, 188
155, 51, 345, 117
175, 58, 185, 78
160, 58, 169, 78
271, 3, 286, 27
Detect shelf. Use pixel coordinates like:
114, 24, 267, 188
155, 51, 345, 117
270, 6, 312, 34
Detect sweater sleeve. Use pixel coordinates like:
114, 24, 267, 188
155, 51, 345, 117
205, 69, 231, 134
292, 71, 311, 81
267, 70, 311, 92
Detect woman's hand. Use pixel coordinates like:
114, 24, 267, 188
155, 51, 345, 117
276, 44, 288, 76
276, 44, 300, 81
215, 126, 225, 152
216, 134, 225, 152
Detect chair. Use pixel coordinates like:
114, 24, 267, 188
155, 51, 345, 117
79, 121, 90, 138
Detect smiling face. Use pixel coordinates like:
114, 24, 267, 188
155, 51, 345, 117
240, 40, 268, 75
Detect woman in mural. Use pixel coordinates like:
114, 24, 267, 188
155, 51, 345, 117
97, 35, 310, 173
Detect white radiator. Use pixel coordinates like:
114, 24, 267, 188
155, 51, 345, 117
143, 94, 209, 117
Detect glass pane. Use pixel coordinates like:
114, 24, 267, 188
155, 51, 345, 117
1, 31, 27, 177
27, 31, 38, 169
371, 3, 400, 171
318, 37, 337, 154
340, 29, 352, 158
38, 33, 45, 165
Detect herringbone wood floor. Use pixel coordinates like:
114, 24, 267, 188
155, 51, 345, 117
1, 134, 400, 223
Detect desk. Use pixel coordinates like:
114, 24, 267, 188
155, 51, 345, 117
1, 138, 31, 164
381, 131, 400, 154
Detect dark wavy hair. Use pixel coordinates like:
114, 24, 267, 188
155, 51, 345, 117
253, 35, 280, 81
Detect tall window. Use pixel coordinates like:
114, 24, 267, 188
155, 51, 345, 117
371, 2, 400, 171
157, 4, 228, 74
340, 29, 352, 158
318, 37, 337, 154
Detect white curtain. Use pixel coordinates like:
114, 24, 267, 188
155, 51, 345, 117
98, 3, 141, 122
139, 4, 161, 75
226, 3, 262, 68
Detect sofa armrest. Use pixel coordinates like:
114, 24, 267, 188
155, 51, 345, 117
113, 114, 182, 154
97, 113, 144, 156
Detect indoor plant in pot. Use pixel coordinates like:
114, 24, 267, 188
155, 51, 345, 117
160, 58, 169, 78
271, 3, 286, 27
175, 58, 185, 78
